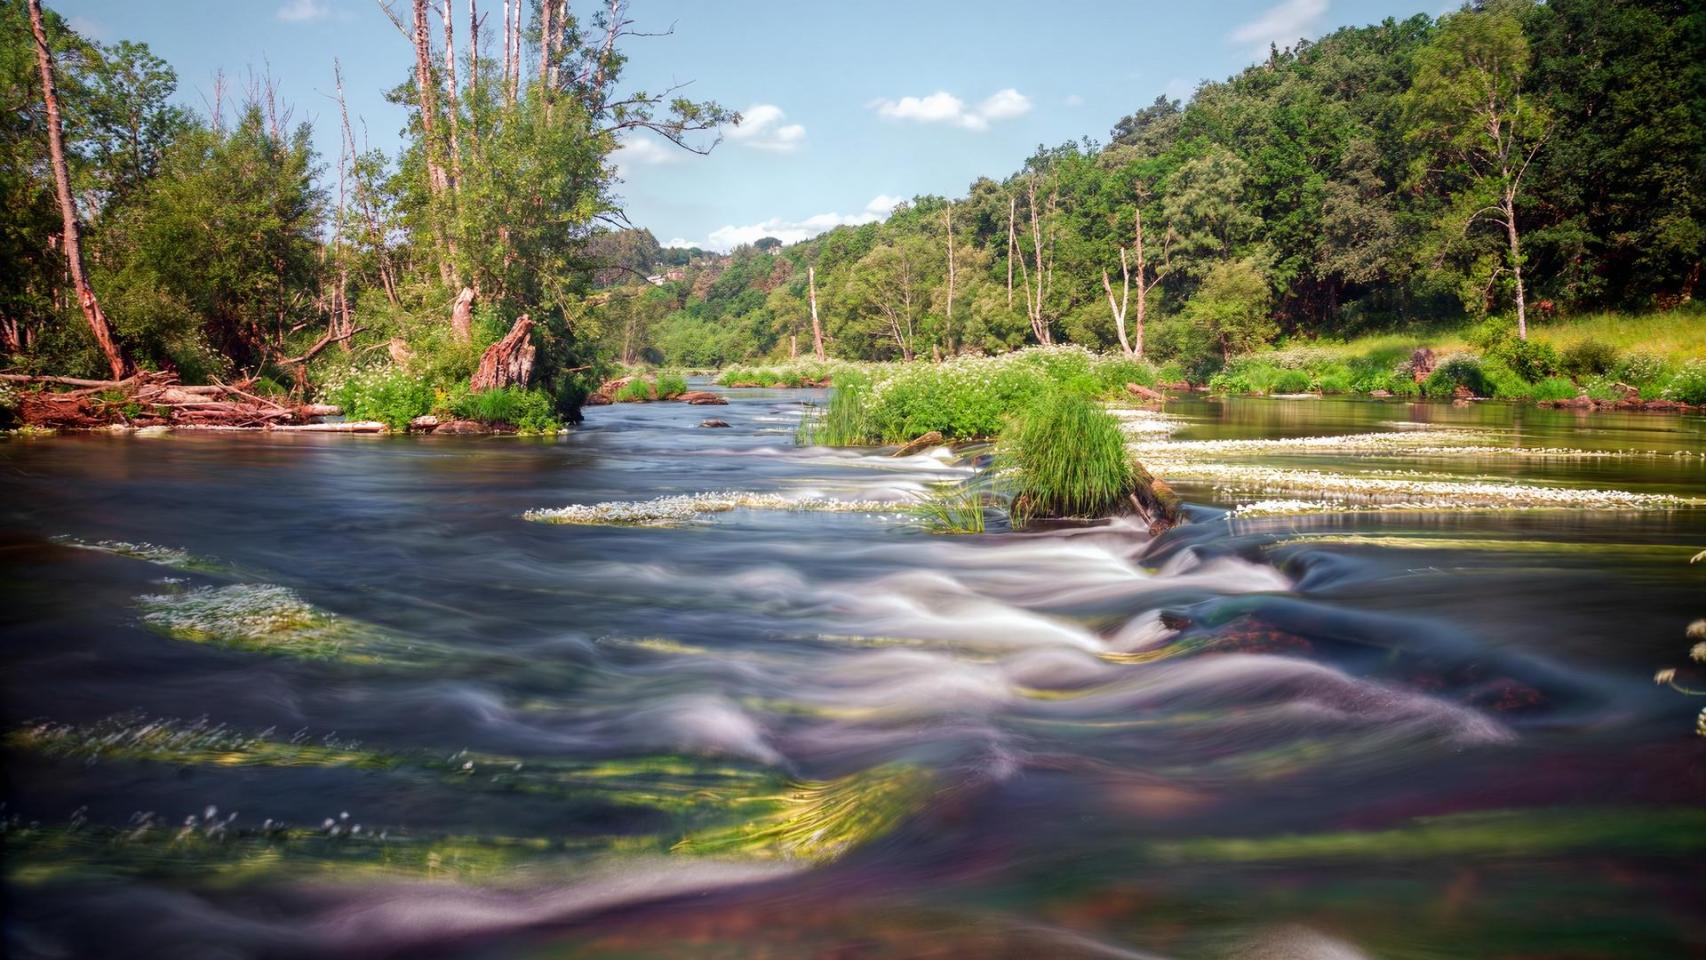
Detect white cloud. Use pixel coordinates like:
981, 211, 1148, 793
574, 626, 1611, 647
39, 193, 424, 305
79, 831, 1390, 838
869, 88, 1032, 132
684, 195, 901, 252
611, 135, 679, 175
725, 104, 807, 152
1063, 94, 1085, 107
276, 0, 330, 22
1229, 0, 1329, 57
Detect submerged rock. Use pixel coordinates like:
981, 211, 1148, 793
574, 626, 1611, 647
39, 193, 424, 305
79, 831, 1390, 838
699, 419, 731, 429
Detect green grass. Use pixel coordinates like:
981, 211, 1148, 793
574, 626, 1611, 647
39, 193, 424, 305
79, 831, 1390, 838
999, 389, 1135, 525
1529, 306, 1706, 361
911, 482, 989, 534
448, 385, 559, 433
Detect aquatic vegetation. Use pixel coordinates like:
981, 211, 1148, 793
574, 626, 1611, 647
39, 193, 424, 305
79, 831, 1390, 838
136, 584, 390, 662
999, 390, 1136, 524
1181, 465, 1699, 512
1143, 807, 1706, 864
523, 491, 898, 527
672, 764, 934, 863
9, 715, 388, 769
51, 536, 228, 572
1127, 430, 1697, 461
910, 482, 990, 534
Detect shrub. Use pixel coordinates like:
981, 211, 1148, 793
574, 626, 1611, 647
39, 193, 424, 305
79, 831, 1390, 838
1093, 355, 1159, 394
1479, 358, 1533, 399
654, 371, 688, 399
614, 379, 655, 402
325, 365, 436, 430
1422, 354, 1490, 398
1562, 339, 1620, 379
1662, 360, 1706, 405
1490, 336, 1561, 382
450, 386, 559, 433
1616, 352, 1669, 388
1271, 369, 1312, 393
999, 389, 1134, 524
1529, 377, 1580, 402
1315, 371, 1354, 395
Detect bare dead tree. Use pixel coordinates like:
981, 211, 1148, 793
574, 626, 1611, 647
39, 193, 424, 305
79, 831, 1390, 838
943, 201, 956, 355
1006, 195, 1016, 308
1101, 200, 1171, 359
1015, 177, 1057, 345
28, 0, 127, 379
439, 0, 463, 190
808, 265, 825, 360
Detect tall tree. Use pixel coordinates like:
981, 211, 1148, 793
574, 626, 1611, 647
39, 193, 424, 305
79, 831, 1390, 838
1404, 0, 1550, 338
27, 0, 126, 378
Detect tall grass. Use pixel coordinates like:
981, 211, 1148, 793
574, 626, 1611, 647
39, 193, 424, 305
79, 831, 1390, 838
999, 390, 1135, 525
911, 481, 990, 534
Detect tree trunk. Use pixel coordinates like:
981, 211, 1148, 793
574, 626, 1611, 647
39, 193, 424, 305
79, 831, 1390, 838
449, 285, 475, 342
1132, 207, 1148, 359
539, 0, 552, 117
943, 201, 956, 354
1504, 190, 1528, 341
808, 265, 825, 360
470, 314, 535, 391
1006, 195, 1016, 308
28, 0, 127, 380
440, 0, 463, 191
410, 0, 456, 286
1103, 246, 1132, 356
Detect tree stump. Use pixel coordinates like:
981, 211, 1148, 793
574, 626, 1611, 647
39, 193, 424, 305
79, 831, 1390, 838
450, 286, 476, 343
470, 315, 534, 392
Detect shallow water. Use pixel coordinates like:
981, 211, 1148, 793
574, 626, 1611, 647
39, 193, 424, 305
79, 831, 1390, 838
2, 389, 1703, 959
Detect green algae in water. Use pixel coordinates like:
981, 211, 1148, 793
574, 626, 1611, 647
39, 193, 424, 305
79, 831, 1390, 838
136, 584, 392, 663
672, 763, 935, 863
8, 716, 392, 770
1144, 807, 1706, 864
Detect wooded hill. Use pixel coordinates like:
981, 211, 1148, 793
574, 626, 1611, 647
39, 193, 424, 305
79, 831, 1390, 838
591, 0, 1703, 376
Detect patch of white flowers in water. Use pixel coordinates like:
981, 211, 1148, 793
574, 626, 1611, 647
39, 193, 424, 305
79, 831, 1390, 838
1107, 407, 1183, 437
1181, 465, 1700, 512
1129, 430, 1693, 460
51, 536, 212, 571
137, 584, 367, 659
524, 491, 899, 527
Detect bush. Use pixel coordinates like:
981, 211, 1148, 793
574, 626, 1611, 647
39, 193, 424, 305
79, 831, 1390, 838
1489, 336, 1561, 382
1316, 371, 1353, 395
1562, 339, 1620, 379
614, 379, 655, 402
654, 371, 688, 399
999, 389, 1134, 524
1479, 358, 1533, 399
1529, 377, 1579, 402
324, 365, 436, 430
450, 386, 559, 433
1092, 355, 1159, 394
1662, 360, 1706, 405
1422, 355, 1491, 398
1271, 369, 1312, 393
1616, 352, 1669, 388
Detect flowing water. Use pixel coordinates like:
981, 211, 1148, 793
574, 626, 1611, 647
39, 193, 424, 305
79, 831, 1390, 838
2, 388, 1703, 959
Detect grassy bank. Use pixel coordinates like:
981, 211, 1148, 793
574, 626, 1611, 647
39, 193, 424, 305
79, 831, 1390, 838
1206, 308, 1706, 404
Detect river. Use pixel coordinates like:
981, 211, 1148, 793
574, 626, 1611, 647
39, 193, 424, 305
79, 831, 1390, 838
2, 387, 1702, 958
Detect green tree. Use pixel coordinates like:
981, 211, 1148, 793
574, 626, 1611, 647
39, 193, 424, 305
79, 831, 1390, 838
1404, 0, 1551, 338
1184, 257, 1276, 360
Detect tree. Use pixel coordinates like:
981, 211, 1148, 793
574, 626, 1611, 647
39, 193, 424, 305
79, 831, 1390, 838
1101, 189, 1173, 358
1184, 257, 1275, 360
845, 239, 932, 360
26, 0, 127, 378
1404, 0, 1550, 338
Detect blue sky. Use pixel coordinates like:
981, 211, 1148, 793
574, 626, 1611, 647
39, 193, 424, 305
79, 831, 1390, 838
54, 0, 1440, 251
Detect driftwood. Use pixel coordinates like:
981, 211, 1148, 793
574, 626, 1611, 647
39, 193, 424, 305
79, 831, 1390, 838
470, 314, 534, 391
3, 371, 344, 430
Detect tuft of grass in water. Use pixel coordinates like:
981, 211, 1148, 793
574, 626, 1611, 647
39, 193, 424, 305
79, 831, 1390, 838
671, 763, 934, 863
910, 482, 989, 534
795, 370, 874, 446
136, 584, 390, 663
999, 390, 1136, 525
614, 379, 656, 402
9, 715, 389, 770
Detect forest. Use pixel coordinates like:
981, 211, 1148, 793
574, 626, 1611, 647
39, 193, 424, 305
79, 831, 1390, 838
592, 0, 1703, 398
